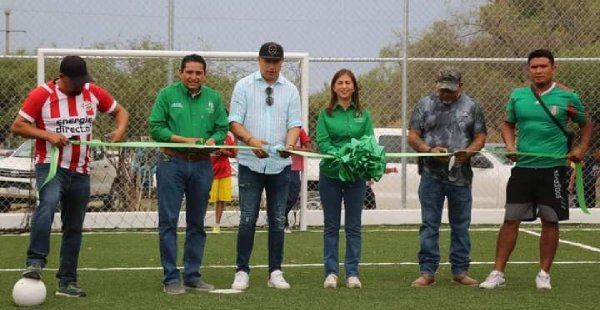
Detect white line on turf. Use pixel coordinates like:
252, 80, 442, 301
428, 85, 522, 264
3, 227, 600, 237
520, 228, 600, 253
1, 260, 600, 272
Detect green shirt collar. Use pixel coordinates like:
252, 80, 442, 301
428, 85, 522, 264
333, 101, 356, 111
176, 82, 203, 98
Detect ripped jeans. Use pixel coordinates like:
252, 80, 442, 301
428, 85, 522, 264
235, 164, 290, 274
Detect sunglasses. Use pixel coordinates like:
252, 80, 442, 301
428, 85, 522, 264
265, 87, 273, 106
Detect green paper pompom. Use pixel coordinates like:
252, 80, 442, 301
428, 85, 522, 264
330, 135, 386, 182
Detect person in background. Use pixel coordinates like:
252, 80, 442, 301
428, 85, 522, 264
408, 67, 486, 288
149, 54, 229, 294
284, 127, 312, 233
480, 49, 592, 290
316, 68, 373, 289
229, 42, 301, 290
210, 131, 238, 233
13, 55, 129, 297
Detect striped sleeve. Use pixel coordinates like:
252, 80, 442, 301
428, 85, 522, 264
89, 83, 117, 114
19, 85, 51, 122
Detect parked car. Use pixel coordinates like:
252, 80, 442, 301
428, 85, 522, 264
0, 149, 13, 158
305, 128, 513, 209
0, 140, 118, 212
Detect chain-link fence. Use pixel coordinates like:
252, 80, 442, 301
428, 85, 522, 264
0, 0, 599, 231
0, 50, 307, 231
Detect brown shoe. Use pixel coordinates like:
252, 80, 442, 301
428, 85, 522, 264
451, 272, 479, 286
411, 273, 435, 287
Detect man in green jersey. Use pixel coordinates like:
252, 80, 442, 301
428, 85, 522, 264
149, 54, 229, 294
480, 49, 592, 290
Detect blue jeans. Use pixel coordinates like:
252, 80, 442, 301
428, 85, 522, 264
236, 165, 290, 274
157, 154, 212, 285
27, 164, 90, 286
319, 173, 366, 278
417, 175, 472, 276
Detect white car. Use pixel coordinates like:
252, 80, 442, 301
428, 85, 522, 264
0, 140, 118, 212
305, 128, 513, 209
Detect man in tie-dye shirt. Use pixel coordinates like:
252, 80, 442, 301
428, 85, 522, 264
408, 67, 487, 288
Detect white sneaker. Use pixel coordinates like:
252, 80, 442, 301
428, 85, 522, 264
267, 270, 291, 289
231, 271, 249, 290
479, 270, 506, 289
284, 227, 292, 234
535, 270, 552, 290
346, 276, 362, 289
323, 274, 338, 289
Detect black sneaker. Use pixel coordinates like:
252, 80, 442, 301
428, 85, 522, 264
184, 279, 215, 292
163, 282, 186, 295
22, 263, 43, 280
56, 283, 87, 297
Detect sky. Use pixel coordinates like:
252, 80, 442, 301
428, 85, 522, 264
0, 0, 487, 91
1, 0, 486, 57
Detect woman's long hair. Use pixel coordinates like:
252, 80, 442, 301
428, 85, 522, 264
326, 69, 360, 116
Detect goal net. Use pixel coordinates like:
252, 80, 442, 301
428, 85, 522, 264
0, 48, 309, 232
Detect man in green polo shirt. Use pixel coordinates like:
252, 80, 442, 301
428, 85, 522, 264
149, 54, 229, 295
480, 49, 592, 290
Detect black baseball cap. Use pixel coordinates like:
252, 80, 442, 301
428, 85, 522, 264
259, 42, 284, 60
60, 56, 93, 86
436, 67, 461, 91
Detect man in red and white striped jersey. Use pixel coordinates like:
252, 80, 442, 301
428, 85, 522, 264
11, 55, 129, 298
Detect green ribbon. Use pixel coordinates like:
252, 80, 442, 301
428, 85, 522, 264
574, 162, 589, 214
39, 140, 588, 214
39, 140, 255, 190
291, 149, 587, 214
76, 140, 255, 150
289, 150, 567, 159
333, 135, 386, 182
40, 145, 59, 189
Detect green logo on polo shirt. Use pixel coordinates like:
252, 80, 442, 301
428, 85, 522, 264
171, 102, 183, 108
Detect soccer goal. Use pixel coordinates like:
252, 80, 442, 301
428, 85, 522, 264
0, 48, 311, 232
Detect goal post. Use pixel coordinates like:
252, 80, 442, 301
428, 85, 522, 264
3, 48, 311, 231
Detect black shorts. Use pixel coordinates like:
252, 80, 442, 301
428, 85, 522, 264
505, 166, 569, 222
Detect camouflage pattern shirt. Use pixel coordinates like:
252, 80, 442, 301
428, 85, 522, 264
409, 93, 487, 186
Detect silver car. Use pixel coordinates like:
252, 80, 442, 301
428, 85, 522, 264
0, 140, 118, 212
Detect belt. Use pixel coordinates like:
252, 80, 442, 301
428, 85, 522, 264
161, 148, 210, 162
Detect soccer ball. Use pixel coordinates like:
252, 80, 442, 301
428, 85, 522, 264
12, 278, 47, 307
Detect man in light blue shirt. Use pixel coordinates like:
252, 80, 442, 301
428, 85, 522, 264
229, 42, 301, 290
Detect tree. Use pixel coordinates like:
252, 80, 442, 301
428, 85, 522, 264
0, 58, 37, 147
307, 0, 600, 143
